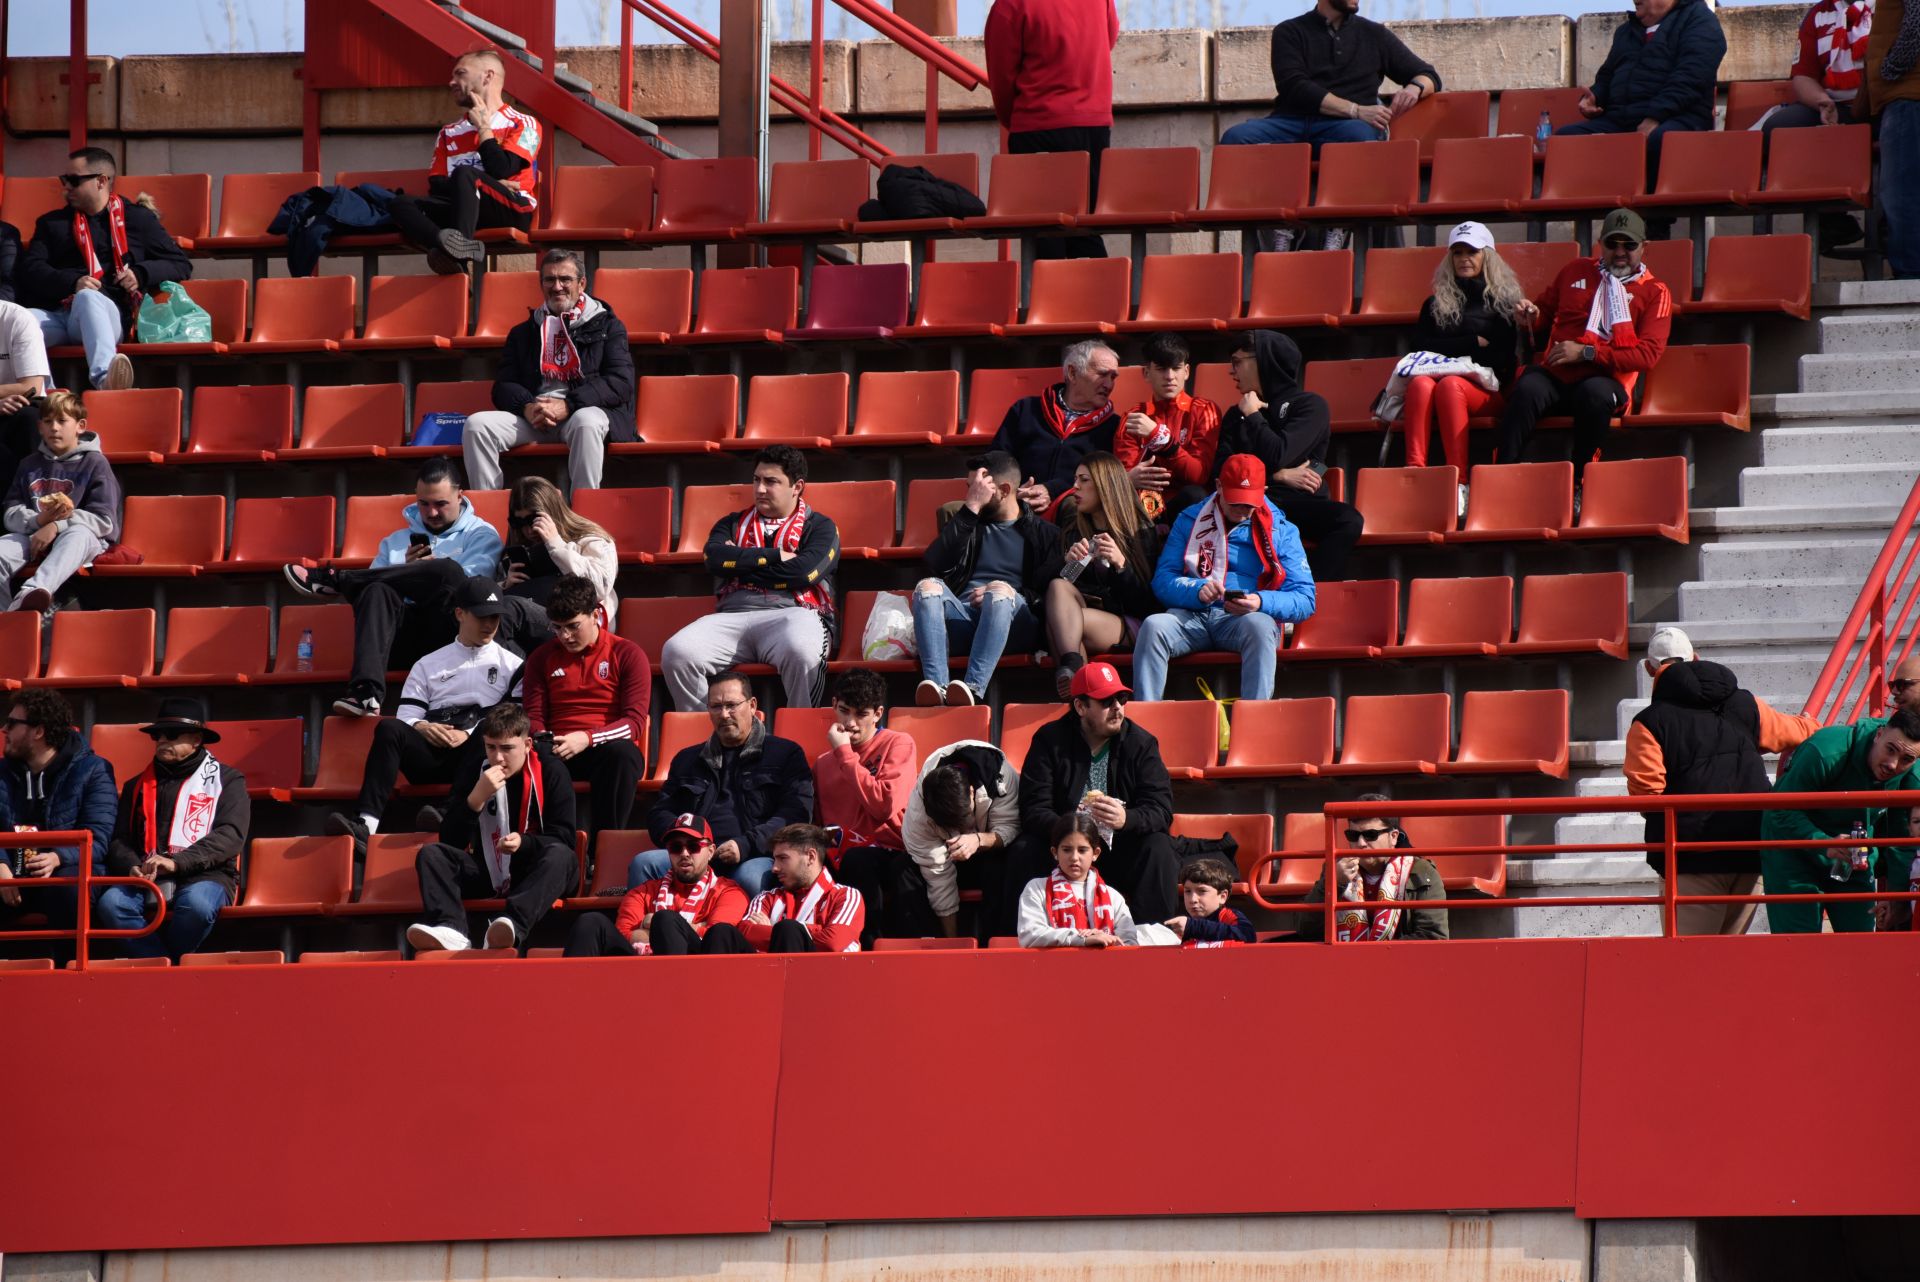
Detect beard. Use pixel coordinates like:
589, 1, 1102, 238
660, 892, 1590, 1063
1605, 261, 1639, 279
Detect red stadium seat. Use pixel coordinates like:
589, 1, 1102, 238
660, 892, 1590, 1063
0, 613, 41, 687
202, 171, 321, 251
1078, 146, 1202, 228
1724, 80, 1799, 132
1124, 699, 1220, 779
1348, 246, 1443, 326
1193, 362, 1238, 408
345, 274, 468, 350
88, 723, 152, 782
745, 159, 867, 238
206, 719, 305, 798
67, 957, 171, 970
1638, 130, 1762, 212
998, 703, 1059, 773
1501, 572, 1629, 659
1287, 579, 1399, 661
635, 156, 757, 245
1172, 812, 1275, 892
1560, 456, 1688, 543
850, 150, 982, 237
297, 950, 407, 964
0, 958, 55, 972
144, 606, 270, 686
1320, 692, 1451, 776
1525, 133, 1646, 214
1752, 123, 1872, 209
647, 712, 714, 784
807, 480, 896, 558
828, 591, 908, 672
1498, 240, 1581, 302
1388, 90, 1491, 161
112, 173, 209, 240
1451, 461, 1572, 542
297, 384, 404, 461
788, 262, 909, 341
1305, 357, 1397, 432
1629, 345, 1751, 429
409, 382, 495, 454
131, 277, 246, 356
1496, 87, 1589, 136
1237, 249, 1353, 329
772, 706, 838, 764
1203, 697, 1336, 780
230, 276, 354, 354
454, 271, 543, 350
968, 151, 1088, 235
907, 259, 1019, 338
1304, 140, 1419, 222
571, 487, 672, 562
681, 266, 797, 344
1640, 238, 1695, 303
1118, 252, 1239, 332
888, 705, 991, 764
616, 596, 711, 669
1690, 234, 1812, 320
85, 388, 181, 462
1189, 143, 1310, 226
332, 833, 428, 915
1420, 135, 1532, 218
260, 605, 355, 686
1355, 466, 1459, 544
335, 494, 414, 565
1385, 576, 1513, 659
592, 267, 694, 343
223, 837, 354, 919
1400, 813, 1508, 896
1439, 688, 1570, 779
92, 494, 224, 576
171, 386, 293, 465
575, 830, 652, 902
0, 175, 63, 234
622, 373, 737, 455
872, 937, 979, 952
533, 164, 655, 241
287, 715, 378, 800
735, 373, 847, 449
847, 371, 958, 449
962, 366, 1058, 439
1003, 257, 1130, 337
661, 484, 754, 560
894, 477, 969, 558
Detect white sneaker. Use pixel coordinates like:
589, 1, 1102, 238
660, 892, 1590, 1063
1321, 227, 1351, 252
1457, 483, 1470, 521
945, 680, 976, 708
98, 353, 134, 391
915, 679, 944, 707
483, 917, 517, 951
407, 922, 469, 953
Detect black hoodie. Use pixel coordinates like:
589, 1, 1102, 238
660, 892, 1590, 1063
1631, 659, 1771, 873
1212, 330, 1332, 483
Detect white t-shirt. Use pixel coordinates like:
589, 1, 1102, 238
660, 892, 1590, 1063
0, 301, 51, 390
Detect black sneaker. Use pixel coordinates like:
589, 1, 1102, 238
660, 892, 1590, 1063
332, 688, 380, 718
284, 563, 339, 599
1819, 213, 1865, 249
437, 227, 484, 264
324, 812, 369, 861
425, 246, 463, 276
414, 805, 445, 834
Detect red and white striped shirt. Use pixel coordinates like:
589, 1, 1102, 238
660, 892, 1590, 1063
432, 106, 542, 209
742, 867, 865, 953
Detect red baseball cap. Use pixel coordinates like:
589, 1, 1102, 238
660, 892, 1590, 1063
1217, 454, 1267, 506
1069, 660, 1132, 701
666, 813, 713, 844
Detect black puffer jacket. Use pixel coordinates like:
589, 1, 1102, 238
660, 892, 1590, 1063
494, 301, 638, 442
1590, 0, 1727, 131
1633, 659, 1770, 874
858, 164, 987, 221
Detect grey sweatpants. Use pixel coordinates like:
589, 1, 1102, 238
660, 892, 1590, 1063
462, 406, 611, 494
1, 526, 106, 606
662, 607, 829, 711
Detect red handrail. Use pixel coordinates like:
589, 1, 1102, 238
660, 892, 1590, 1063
1802, 474, 1920, 725
0, 830, 169, 969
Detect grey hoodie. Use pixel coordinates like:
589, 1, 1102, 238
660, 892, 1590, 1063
3, 430, 122, 543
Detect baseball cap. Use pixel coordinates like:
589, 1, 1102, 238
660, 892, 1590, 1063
1600, 208, 1647, 246
454, 575, 507, 617
1217, 454, 1267, 506
1070, 660, 1132, 701
1446, 221, 1495, 251
1647, 626, 1695, 665
665, 813, 714, 844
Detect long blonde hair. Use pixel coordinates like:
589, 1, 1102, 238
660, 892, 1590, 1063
1429, 247, 1526, 331
510, 475, 611, 546
1066, 452, 1150, 573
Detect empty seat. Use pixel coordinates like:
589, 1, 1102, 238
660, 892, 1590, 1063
1525, 133, 1647, 213
85, 388, 182, 462
1752, 123, 1872, 209
963, 366, 1060, 439
1451, 461, 1572, 542
1287, 579, 1399, 660
734, 373, 847, 450
1439, 688, 1570, 778
1496, 86, 1593, 136
1640, 237, 1696, 302
1171, 812, 1276, 892
1077, 146, 1202, 228
202, 171, 322, 250
847, 371, 958, 449
205, 719, 305, 797
967, 151, 1088, 235
1189, 143, 1311, 226
1689, 234, 1812, 321
908, 259, 1019, 338
1498, 240, 1581, 302
1629, 345, 1751, 429
888, 705, 992, 764
229, 276, 354, 354
259, 605, 355, 685
1238, 249, 1353, 328
1400, 813, 1508, 896
0, 613, 41, 687
145, 605, 270, 686
1320, 692, 1452, 776
297, 950, 406, 964
39, 608, 154, 687
67, 957, 171, 970
93, 494, 225, 576
344, 274, 468, 350
287, 714, 379, 800
571, 487, 673, 562
1724, 80, 1799, 132
131, 277, 247, 356
1118, 252, 1240, 332
746, 158, 868, 237
172, 386, 293, 465
0, 175, 64, 233
1388, 90, 1491, 160
625, 373, 737, 455
1355, 466, 1459, 544
1420, 135, 1532, 218
0, 958, 54, 972
647, 712, 716, 784
1305, 357, 1398, 432
806, 479, 896, 558
88, 723, 153, 782
297, 384, 404, 461
591, 267, 694, 343
1559, 456, 1688, 543
222, 836, 354, 918
1124, 700, 1221, 779
454, 271, 543, 350
681, 266, 797, 344
533, 163, 655, 241
894, 477, 969, 557
1385, 576, 1513, 659
332, 832, 428, 915
1203, 697, 1335, 780
616, 596, 712, 668
1305, 140, 1419, 222
634, 156, 757, 245
659, 484, 755, 561
788, 262, 909, 341
998, 703, 1062, 773
1638, 130, 1762, 211
217, 494, 333, 574
1501, 572, 1629, 659
1004, 257, 1130, 336
1349, 246, 1444, 326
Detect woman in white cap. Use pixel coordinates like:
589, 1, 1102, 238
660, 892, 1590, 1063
1399, 221, 1526, 511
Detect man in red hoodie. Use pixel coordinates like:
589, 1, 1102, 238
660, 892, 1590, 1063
522, 574, 649, 839
812, 668, 916, 946
1496, 208, 1673, 498
985, 0, 1121, 260
698, 823, 865, 953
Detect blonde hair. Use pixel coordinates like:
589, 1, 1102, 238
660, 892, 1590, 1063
1065, 451, 1150, 574
1429, 246, 1526, 331
39, 390, 86, 423
510, 475, 611, 546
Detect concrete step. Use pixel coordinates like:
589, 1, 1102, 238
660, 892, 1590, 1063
1813, 279, 1920, 308
1818, 315, 1920, 356
1678, 575, 1869, 621
1610, 694, 1800, 738
1757, 391, 1920, 422
1696, 536, 1895, 584
1691, 503, 1904, 537
1738, 463, 1919, 508
1570, 738, 1626, 768
1642, 617, 1849, 646
1576, 775, 1629, 797
1758, 424, 1920, 468
1799, 352, 1920, 394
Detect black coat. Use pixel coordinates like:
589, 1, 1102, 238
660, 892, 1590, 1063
105, 750, 250, 896
1054, 517, 1163, 620
646, 722, 815, 862
0, 221, 21, 304
439, 744, 578, 853
1017, 712, 1174, 844
1590, 0, 1727, 131
18, 201, 192, 335
494, 305, 638, 443
990, 388, 1120, 505
923, 503, 1064, 607
1411, 277, 1522, 391
1633, 660, 1771, 874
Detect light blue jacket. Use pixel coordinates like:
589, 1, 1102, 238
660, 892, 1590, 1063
372, 496, 502, 577
1152, 497, 1317, 623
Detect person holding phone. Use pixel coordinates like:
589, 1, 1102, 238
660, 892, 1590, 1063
501, 475, 618, 626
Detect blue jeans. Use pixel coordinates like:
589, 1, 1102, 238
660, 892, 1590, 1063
29, 289, 123, 387
1881, 100, 1920, 279
1219, 113, 1383, 149
96, 878, 232, 961
627, 849, 775, 898
911, 579, 1038, 698
1133, 607, 1281, 702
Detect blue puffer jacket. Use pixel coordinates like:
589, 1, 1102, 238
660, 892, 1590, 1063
0, 736, 117, 881
1590, 0, 1727, 131
267, 184, 397, 278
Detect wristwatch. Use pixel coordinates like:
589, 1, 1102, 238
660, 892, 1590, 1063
1581, 343, 1597, 362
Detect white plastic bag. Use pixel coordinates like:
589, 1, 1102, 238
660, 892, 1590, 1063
861, 590, 916, 661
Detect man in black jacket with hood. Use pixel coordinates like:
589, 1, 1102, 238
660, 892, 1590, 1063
95, 699, 250, 961
1205, 329, 1363, 582
463, 248, 633, 496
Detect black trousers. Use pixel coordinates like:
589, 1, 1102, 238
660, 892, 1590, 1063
1496, 367, 1628, 486
1008, 126, 1110, 260
1274, 489, 1364, 583
0, 402, 38, 503
389, 166, 534, 249
566, 741, 645, 836
336, 559, 550, 698
355, 718, 462, 819
565, 910, 638, 957
890, 847, 1004, 941
700, 919, 814, 954
414, 836, 575, 941
835, 845, 906, 947
1001, 829, 1179, 937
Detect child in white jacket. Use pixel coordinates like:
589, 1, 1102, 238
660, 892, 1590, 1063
1018, 813, 1142, 948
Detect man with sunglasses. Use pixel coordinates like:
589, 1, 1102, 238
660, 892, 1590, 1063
564, 815, 748, 957
1004, 661, 1179, 935
1295, 795, 1448, 942
18, 147, 191, 392
462, 248, 634, 497
1888, 657, 1920, 716
96, 698, 249, 961
0, 689, 116, 949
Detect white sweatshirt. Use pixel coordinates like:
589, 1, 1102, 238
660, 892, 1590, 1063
1016, 875, 1140, 949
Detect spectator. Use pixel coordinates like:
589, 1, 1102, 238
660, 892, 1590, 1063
1007, 660, 1179, 933
1113, 333, 1222, 520
2, 390, 121, 616
0, 298, 51, 495
324, 576, 522, 859
1210, 330, 1363, 582
660, 445, 838, 713
1497, 209, 1674, 503
1562, 0, 1725, 238
501, 475, 619, 627
523, 574, 649, 840
1046, 452, 1162, 699
463, 249, 634, 496
95, 698, 249, 962
913, 449, 1064, 709
635, 670, 814, 896
283, 457, 530, 718
563, 815, 750, 957
991, 340, 1122, 517
1164, 856, 1257, 948
1866, 0, 1920, 278
983, 0, 1120, 260
406, 702, 577, 954
899, 739, 1021, 940
1886, 804, 1920, 932
812, 669, 915, 947
1135, 455, 1316, 704
18, 147, 191, 392
1295, 797, 1449, 941
1890, 654, 1920, 713
390, 50, 542, 275
1017, 812, 1140, 948
0, 689, 115, 940
1396, 222, 1525, 510
1625, 627, 1823, 937
1761, 707, 1920, 934
1764, 0, 1874, 247
0, 219, 20, 302
695, 823, 865, 954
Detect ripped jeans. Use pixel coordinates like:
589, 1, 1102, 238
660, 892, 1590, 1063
910, 578, 1039, 699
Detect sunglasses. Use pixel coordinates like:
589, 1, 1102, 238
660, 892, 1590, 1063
60, 173, 108, 189
1084, 693, 1130, 708
3, 716, 31, 729
665, 838, 705, 854
1345, 827, 1393, 842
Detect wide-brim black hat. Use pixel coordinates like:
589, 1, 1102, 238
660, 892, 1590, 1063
139, 697, 221, 744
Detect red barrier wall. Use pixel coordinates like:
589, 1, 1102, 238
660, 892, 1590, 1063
2, 936, 1917, 1253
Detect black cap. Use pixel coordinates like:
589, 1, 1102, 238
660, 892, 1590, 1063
140, 697, 221, 744
455, 576, 507, 617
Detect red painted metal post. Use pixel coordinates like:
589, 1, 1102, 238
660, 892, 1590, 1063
1662, 802, 1679, 938
1870, 587, 1889, 718
621, 3, 634, 113
925, 61, 939, 152
1322, 813, 1338, 944
68, 0, 87, 150
74, 830, 91, 971
810, 0, 824, 161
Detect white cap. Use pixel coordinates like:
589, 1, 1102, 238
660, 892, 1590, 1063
1647, 626, 1695, 666
1446, 221, 1496, 251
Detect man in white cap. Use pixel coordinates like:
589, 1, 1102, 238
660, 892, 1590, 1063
1624, 626, 1822, 935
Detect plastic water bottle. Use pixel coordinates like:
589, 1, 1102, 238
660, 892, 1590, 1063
295, 628, 314, 673
1832, 819, 1868, 880
1534, 111, 1553, 157
1848, 820, 1872, 876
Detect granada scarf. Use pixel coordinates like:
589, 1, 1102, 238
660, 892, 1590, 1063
136, 753, 224, 855
72, 196, 139, 310
717, 499, 835, 618
1582, 261, 1645, 345
1334, 855, 1416, 942
1814, 0, 1874, 96
755, 867, 837, 927
1044, 869, 1117, 934
1181, 493, 1286, 593
535, 295, 593, 383
632, 866, 719, 955
477, 753, 543, 894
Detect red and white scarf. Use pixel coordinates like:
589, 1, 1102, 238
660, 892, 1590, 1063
1042, 384, 1114, 441
750, 867, 846, 930
1582, 262, 1645, 345
633, 867, 720, 955
135, 753, 224, 855
72, 196, 139, 311
1335, 855, 1416, 942
477, 754, 543, 894
716, 499, 836, 619
1182, 493, 1286, 593
1812, 0, 1873, 98
536, 297, 589, 383
1043, 869, 1117, 934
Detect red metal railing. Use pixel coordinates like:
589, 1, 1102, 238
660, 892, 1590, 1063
0, 830, 167, 970
1802, 475, 1920, 725
1246, 791, 1920, 941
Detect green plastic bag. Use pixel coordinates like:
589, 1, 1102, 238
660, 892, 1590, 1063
135, 283, 213, 345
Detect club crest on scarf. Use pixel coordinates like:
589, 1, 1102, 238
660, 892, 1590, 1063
72, 195, 140, 311
536, 298, 588, 383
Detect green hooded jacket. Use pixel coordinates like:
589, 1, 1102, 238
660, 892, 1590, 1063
1761, 717, 1920, 880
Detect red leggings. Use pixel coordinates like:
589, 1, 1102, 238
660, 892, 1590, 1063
1400, 375, 1500, 470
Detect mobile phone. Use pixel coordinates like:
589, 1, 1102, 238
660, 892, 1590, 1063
1307, 459, 1329, 477
503, 544, 529, 568
409, 532, 432, 549
823, 825, 845, 846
